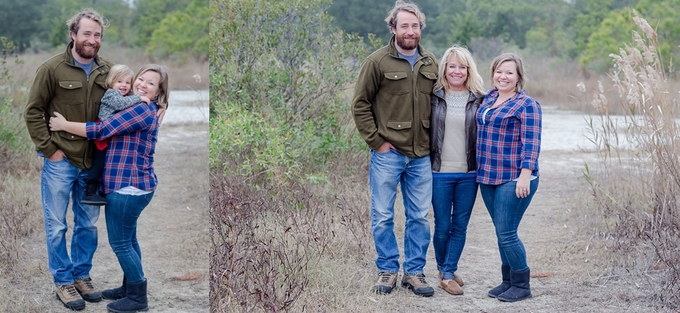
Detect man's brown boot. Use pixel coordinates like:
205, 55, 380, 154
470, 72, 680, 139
56, 284, 86, 310
74, 278, 103, 302
402, 274, 434, 297
372, 272, 398, 294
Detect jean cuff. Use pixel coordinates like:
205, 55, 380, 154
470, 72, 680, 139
55, 280, 75, 286
441, 273, 455, 280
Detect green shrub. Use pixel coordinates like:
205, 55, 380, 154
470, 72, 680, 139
210, 0, 371, 187
0, 37, 31, 163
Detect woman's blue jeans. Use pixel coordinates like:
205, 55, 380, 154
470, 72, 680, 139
479, 178, 539, 271
369, 149, 432, 276
431, 173, 478, 280
105, 191, 154, 283
41, 157, 100, 285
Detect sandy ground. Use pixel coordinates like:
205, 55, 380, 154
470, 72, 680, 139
21, 100, 666, 312
22, 91, 209, 312
356, 106, 664, 312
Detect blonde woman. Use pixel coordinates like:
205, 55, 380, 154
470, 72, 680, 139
430, 45, 484, 295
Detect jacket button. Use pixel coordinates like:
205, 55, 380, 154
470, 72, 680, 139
69, 84, 72, 87
397, 125, 401, 128
394, 75, 397, 78
71, 135, 74, 138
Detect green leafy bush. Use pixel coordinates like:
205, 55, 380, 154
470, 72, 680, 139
210, 0, 370, 187
0, 37, 30, 157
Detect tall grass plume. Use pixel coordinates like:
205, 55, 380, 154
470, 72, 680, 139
584, 11, 680, 309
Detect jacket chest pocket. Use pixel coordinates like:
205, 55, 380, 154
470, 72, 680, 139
57, 80, 85, 106
59, 80, 82, 90
383, 71, 409, 95
418, 71, 437, 93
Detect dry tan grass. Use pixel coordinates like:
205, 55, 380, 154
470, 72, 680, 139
210, 169, 373, 313
0, 167, 43, 312
583, 13, 680, 309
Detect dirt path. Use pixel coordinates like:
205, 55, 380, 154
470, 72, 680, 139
359, 107, 661, 312
25, 122, 209, 313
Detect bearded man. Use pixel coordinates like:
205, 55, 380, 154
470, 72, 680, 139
351, 0, 439, 297
24, 8, 112, 310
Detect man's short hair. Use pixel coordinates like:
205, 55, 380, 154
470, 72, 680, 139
385, 0, 426, 30
66, 8, 108, 39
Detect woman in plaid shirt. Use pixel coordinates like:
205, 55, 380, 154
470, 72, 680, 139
49, 64, 169, 313
475, 53, 541, 302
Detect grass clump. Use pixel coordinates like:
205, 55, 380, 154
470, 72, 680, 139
0, 37, 43, 312
584, 11, 680, 309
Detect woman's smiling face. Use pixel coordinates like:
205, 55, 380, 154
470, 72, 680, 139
133, 70, 161, 100
493, 60, 518, 94
445, 55, 468, 91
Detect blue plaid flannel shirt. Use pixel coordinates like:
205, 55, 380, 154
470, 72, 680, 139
475, 89, 542, 185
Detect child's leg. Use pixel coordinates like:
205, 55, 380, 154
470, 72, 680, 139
87, 147, 107, 186
82, 146, 108, 205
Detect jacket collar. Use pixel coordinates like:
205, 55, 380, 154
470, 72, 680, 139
433, 86, 446, 98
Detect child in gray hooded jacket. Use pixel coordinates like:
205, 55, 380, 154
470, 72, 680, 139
82, 64, 152, 205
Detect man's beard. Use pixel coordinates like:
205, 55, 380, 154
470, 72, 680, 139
395, 33, 420, 51
74, 39, 100, 59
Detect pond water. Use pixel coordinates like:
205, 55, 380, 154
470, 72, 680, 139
164, 89, 209, 125
541, 105, 636, 152
541, 106, 593, 152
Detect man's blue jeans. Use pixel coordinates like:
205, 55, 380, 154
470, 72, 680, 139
479, 178, 539, 271
105, 191, 154, 283
369, 149, 432, 275
431, 173, 478, 280
41, 157, 100, 285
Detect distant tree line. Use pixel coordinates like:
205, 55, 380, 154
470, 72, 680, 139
328, 0, 680, 72
0, 0, 208, 60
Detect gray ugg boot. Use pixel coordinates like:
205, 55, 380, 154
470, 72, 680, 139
106, 279, 148, 313
487, 263, 511, 298
497, 268, 532, 302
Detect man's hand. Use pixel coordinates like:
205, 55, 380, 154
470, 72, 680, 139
49, 112, 67, 132
376, 141, 395, 153
48, 149, 65, 162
